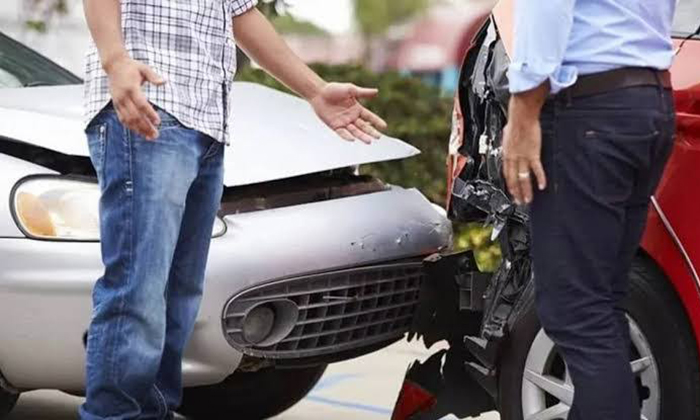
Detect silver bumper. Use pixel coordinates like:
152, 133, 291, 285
0, 187, 451, 390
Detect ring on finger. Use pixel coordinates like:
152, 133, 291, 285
517, 172, 530, 180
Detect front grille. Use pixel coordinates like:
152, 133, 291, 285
223, 262, 424, 359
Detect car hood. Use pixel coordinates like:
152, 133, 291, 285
0, 83, 419, 187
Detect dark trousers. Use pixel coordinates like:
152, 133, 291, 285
530, 85, 675, 419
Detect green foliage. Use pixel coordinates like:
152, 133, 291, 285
353, 0, 430, 36
257, 0, 289, 18
236, 63, 453, 204
271, 14, 328, 36
454, 223, 503, 273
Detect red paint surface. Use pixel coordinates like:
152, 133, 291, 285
642, 38, 700, 356
391, 380, 437, 420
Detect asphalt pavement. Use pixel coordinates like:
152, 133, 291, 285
8, 341, 500, 420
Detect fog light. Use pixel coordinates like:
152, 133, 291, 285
242, 305, 275, 345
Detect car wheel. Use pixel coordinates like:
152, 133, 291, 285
498, 257, 700, 420
179, 364, 327, 420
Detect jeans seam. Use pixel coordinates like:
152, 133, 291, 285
152, 384, 168, 419
202, 138, 222, 162
108, 126, 134, 389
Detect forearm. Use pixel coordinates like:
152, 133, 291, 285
83, 0, 127, 72
508, 0, 576, 94
508, 82, 550, 125
233, 9, 325, 100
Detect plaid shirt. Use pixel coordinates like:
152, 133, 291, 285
84, 0, 258, 143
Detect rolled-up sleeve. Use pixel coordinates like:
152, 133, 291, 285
508, 0, 578, 94
230, 0, 258, 16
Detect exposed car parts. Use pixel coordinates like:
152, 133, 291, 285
392, 16, 536, 419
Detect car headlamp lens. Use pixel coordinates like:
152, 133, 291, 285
13, 177, 227, 241
13, 177, 101, 241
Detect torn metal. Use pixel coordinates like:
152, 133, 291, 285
393, 16, 536, 420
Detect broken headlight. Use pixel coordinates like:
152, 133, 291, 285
12, 176, 226, 241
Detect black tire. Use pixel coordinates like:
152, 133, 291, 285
0, 390, 18, 419
498, 256, 700, 420
179, 364, 327, 420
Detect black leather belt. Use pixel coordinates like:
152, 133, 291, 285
561, 67, 672, 99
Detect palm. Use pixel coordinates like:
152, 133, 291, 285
310, 82, 387, 144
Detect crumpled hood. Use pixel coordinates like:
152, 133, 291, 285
0, 83, 420, 186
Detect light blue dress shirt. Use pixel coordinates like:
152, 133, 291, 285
508, 0, 677, 94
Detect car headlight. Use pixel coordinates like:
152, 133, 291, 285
12, 176, 227, 241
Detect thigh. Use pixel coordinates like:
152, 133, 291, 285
97, 109, 203, 286
168, 138, 224, 291
532, 111, 632, 329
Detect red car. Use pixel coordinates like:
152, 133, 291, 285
393, 2, 700, 420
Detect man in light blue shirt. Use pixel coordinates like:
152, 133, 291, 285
501, 0, 677, 419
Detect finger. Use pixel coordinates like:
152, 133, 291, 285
347, 123, 373, 144
517, 159, 533, 204
531, 159, 548, 191
336, 128, 355, 142
140, 64, 165, 86
132, 90, 161, 127
503, 157, 520, 205
122, 99, 158, 140
356, 118, 381, 139
361, 108, 388, 130
350, 84, 379, 100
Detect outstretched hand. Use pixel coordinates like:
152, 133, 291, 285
310, 83, 388, 144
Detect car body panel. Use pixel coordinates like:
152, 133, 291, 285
0, 83, 420, 187
0, 187, 451, 390
641, 37, 700, 355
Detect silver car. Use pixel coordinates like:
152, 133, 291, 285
0, 33, 451, 419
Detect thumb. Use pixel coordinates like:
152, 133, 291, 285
350, 84, 379, 100
140, 65, 165, 86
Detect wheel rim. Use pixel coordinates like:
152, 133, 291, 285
521, 317, 660, 420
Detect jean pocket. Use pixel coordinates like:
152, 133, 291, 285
580, 128, 660, 204
86, 123, 107, 183
155, 107, 182, 130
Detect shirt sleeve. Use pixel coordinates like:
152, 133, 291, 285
230, 0, 258, 17
507, 0, 578, 94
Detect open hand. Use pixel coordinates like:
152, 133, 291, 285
310, 83, 388, 144
502, 119, 547, 205
105, 55, 165, 140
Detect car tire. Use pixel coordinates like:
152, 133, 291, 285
179, 364, 327, 420
0, 390, 18, 419
497, 256, 700, 420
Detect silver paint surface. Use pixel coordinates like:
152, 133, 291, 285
0, 83, 420, 187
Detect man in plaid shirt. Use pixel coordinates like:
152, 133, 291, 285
80, 1, 387, 419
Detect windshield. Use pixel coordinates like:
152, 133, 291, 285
675, 0, 700, 36
0, 32, 82, 88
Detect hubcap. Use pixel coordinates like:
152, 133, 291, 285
521, 317, 660, 420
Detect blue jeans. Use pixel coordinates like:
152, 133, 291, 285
531, 85, 675, 419
80, 106, 224, 420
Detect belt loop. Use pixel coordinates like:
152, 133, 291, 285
651, 69, 666, 113
565, 88, 573, 108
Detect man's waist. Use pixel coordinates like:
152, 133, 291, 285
558, 67, 672, 100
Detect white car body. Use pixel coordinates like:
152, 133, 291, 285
0, 82, 452, 393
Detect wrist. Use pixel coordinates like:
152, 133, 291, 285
303, 79, 328, 102
102, 50, 130, 74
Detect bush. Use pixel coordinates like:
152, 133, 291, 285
236, 64, 453, 204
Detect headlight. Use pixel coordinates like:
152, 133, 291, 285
12, 176, 226, 241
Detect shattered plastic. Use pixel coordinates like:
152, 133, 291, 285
393, 16, 537, 420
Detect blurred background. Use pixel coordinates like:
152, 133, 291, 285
0, 0, 502, 270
